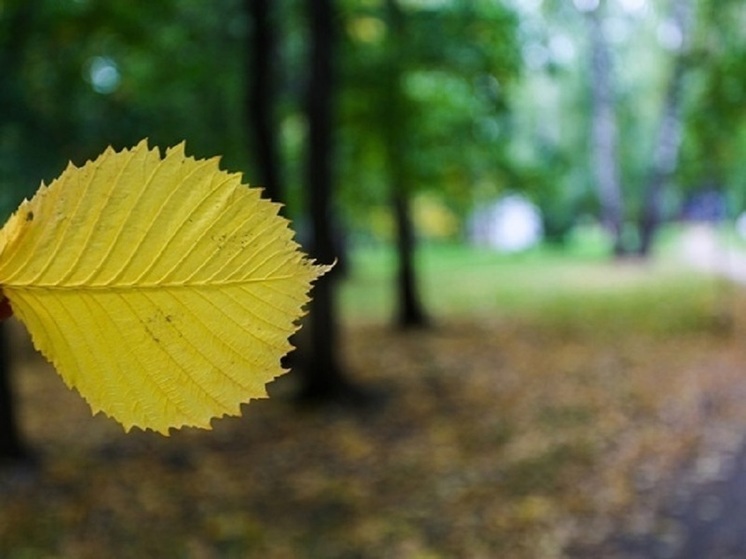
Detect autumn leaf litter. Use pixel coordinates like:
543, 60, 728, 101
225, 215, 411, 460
3, 266, 746, 558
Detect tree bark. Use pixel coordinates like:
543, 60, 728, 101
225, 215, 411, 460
637, 0, 694, 256
586, 3, 626, 256
246, 0, 283, 204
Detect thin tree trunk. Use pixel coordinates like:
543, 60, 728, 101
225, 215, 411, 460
587, 3, 626, 256
637, 0, 694, 256
386, 0, 429, 328
0, 3, 32, 463
246, 0, 283, 204
0, 322, 28, 461
393, 192, 428, 327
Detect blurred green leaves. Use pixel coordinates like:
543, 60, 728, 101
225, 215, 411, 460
0, 0, 249, 219
3, 0, 746, 245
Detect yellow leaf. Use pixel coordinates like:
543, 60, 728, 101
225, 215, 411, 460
0, 140, 328, 434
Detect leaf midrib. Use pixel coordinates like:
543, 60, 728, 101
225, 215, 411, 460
2, 274, 303, 291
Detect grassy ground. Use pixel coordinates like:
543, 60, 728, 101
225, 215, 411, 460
3, 232, 746, 558
341, 226, 726, 324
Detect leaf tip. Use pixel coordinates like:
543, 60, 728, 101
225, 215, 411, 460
313, 259, 336, 280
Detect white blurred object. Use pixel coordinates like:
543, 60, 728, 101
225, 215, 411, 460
470, 195, 543, 252
680, 223, 746, 284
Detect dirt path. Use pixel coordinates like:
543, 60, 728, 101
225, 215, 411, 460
601, 429, 746, 558
600, 225, 746, 558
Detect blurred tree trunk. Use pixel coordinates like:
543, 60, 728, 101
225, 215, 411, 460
586, 3, 626, 256
0, 3, 32, 462
298, 0, 358, 402
385, 0, 429, 328
637, 0, 695, 256
393, 192, 428, 327
0, 322, 28, 461
246, 0, 283, 204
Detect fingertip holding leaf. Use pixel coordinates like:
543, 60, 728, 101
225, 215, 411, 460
0, 140, 330, 434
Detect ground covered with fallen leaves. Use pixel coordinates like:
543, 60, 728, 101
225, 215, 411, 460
4, 246, 746, 558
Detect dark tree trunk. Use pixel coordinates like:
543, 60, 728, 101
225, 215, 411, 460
386, 0, 429, 328
0, 3, 32, 461
0, 322, 28, 462
298, 0, 358, 403
586, 3, 626, 256
246, 0, 283, 204
393, 192, 428, 328
637, 0, 694, 256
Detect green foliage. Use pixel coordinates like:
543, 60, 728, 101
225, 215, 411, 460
0, 0, 249, 219
336, 0, 521, 232
3, 0, 745, 242
679, 0, 746, 210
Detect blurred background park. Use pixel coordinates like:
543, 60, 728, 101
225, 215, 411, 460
4, 0, 746, 557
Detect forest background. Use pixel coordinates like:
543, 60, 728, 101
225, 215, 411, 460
4, 0, 746, 557
3, 0, 746, 252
